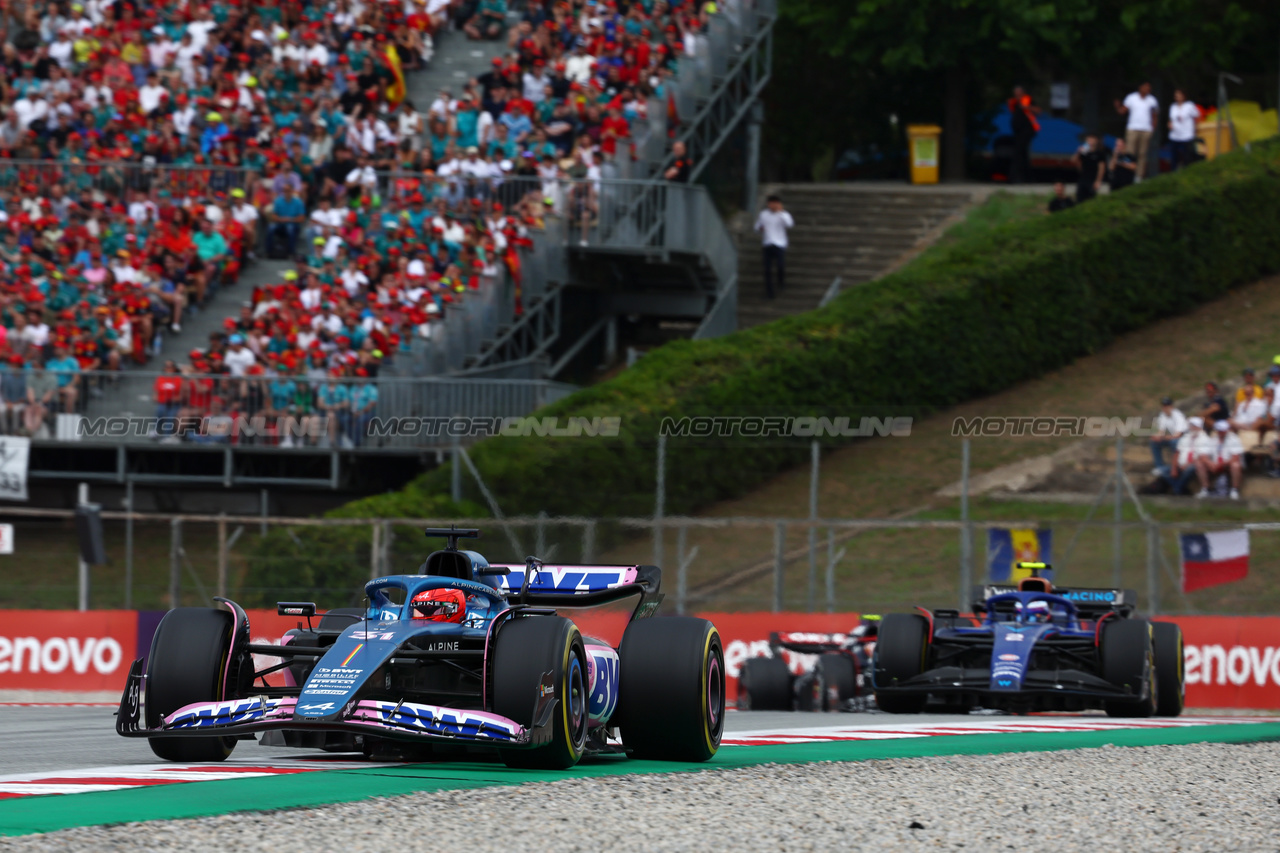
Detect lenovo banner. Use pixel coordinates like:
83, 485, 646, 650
1162, 615, 1280, 709
5, 610, 1280, 710
0, 611, 135, 691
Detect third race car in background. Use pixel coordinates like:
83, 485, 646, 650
737, 616, 880, 711
872, 566, 1184, 716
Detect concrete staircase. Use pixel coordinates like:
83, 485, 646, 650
736, 185, 980, 329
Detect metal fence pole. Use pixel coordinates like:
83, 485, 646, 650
77, 483, 89, 612
772, 522, 785, 612
124, 480, 134, 610
654, 433, 666, 567
1113, 436, 1124, 588
807, 440, 819, 612
381, 520, 393, 576
451, 432, 462, 503
825, 528, 837, 613
217, 514, 228, 599
260, 489, 269, 538
676, 524, 688, 615
959, 439, 972, 611
1146, 521, 1159, 615
581, 520, 596, 563
536, 511, 547, 558
169, 517, 183, 609
371, 521, 382, 579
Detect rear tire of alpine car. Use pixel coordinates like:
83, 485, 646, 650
873, 614, 930, 714
144, 607, 239, 762
1152, 621, 1185, 717
1102, 618, 1157, 718
492, 616, 589, 770
617, 617, 724, 762
317, 607, 365, 633
737, 656, 792, 711
816, 653, 857, 712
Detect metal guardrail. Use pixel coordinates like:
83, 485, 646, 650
6, 368, 575, 449
693, 275, 739, 340
817, 276, 844, 309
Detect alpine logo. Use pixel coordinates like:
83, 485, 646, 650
298, 702, 336, 712
997, 679, 1013, 687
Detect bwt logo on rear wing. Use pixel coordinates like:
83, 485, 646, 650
491, 565, 639, 594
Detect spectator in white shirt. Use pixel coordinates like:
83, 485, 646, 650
224, 335, 257, 378
753, 194, 794, 299
1150, 396, 1187, 474
138, 73, 168, 116
1162, 416, 1207, 495
1197, 420, 1243, 499
1115, 81, 1159, 181
1167, 89, 1201, 171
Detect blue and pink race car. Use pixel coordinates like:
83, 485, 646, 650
117, 528, 725, 769
872, 566, 1185, 716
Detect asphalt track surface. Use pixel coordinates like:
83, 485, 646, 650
0, 705, 984, 774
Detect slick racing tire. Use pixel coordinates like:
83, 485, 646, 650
873, 614, 930, 714
816, 653, 857, 712
737, 656, 792, 711
1102, 618, 1157, 718
492, 616, 589, 770
1152, 621, 1185, 717
617, 617, 725, 762
145, 607, 241, 762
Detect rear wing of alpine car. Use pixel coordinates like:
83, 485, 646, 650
972, 584, 1138, 618
489, 563, 664, 618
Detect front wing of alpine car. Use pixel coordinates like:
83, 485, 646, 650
115, 659, 559, 748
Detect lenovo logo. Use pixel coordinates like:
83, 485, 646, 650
0, 636, 123, 675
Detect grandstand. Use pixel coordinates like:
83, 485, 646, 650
0, 0, 773, 507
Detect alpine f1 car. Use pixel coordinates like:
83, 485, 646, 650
872, 567, 1184, 716
117, 528, 725, 769
737, 617, 880, 712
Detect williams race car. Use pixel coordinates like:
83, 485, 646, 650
872, 569, 1184, 716
737, 617, 880, 712
117, 528, 725, 768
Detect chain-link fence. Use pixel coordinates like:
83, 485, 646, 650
3, 506, 1276, 617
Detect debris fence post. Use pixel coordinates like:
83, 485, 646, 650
958, 440, 972, 612
169, 517, 183, 608
1113, 436, 1124, 588
807, 440, 819, 612
772, 522, 785, 612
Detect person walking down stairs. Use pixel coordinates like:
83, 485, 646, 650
754, 194, 794, 299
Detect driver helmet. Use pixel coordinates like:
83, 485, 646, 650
409, 588, 466, 623
852, 615, 880, 639
1025, 600, 1052, 623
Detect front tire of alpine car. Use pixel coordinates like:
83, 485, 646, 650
873, 614, 930, 714
1152, 621, 1185, 717
738, 656, 792, 711
492, 616, 589, 770
617, 617, 724, 762
1102, 618, 1157, 718
145, 607, 242, 762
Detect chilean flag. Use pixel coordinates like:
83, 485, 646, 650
1180, 529, 1249, 593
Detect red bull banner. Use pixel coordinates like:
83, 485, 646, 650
4, 610, 1280, 710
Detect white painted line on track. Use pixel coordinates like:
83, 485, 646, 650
721, 715, 1277, 746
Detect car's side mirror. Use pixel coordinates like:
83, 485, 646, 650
277, 602, 317, 617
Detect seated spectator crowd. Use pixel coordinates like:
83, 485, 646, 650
1149, 365, 1280, 499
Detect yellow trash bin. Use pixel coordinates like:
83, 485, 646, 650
907, 124, 943, 184
1197, 118, 1234, 160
